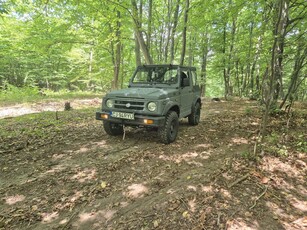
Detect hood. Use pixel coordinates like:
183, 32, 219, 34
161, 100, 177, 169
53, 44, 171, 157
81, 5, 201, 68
107, 87, 178, 100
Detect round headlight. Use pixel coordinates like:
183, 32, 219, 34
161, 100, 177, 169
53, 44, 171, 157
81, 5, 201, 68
147, 102, 157, 112
106, 99, 114, 108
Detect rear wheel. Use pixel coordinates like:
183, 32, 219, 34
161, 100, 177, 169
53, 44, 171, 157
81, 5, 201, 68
158, 111, 179, 144
103, 121, 124, 136
188, 102, 201, 125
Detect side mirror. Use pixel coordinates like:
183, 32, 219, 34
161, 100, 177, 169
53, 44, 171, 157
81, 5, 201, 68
128, 79, 133, 88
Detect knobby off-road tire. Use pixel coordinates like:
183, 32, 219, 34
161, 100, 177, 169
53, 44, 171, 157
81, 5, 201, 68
188, 102, 201, 125
158, 111, 179, 144
103, 121, 124, 136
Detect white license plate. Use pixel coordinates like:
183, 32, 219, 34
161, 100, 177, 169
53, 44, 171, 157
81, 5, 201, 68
111, 111, 134, 120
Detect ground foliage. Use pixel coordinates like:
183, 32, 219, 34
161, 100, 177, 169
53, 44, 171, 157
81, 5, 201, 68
0, 99, 306, 229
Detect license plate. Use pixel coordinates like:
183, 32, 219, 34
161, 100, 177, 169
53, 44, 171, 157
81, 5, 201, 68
111, 111, 134, 120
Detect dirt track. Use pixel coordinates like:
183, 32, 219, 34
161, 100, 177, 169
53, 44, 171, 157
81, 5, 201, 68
0, 98, 101, 119
0, 100, 306, 229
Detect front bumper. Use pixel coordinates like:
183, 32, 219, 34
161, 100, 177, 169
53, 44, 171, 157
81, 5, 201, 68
96, 111, 165, 127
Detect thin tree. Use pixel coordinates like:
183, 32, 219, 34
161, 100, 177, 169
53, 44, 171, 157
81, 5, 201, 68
180, 0, 189, 65
170, 0, 180, 63
131, 0, 153, 64
112, 10, 122, 89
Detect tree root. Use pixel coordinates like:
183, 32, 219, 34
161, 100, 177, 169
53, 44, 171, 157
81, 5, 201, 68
228, 173, 249, 188
249, 186, 268, 209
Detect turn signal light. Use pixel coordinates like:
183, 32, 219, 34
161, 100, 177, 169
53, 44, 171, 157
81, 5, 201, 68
144, 119, 154, 125
101, 114, 109, 119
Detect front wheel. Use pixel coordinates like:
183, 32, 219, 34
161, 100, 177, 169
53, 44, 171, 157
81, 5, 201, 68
103, 121, 124, 136
188, 102, 201, 125
158, 111, 179, 144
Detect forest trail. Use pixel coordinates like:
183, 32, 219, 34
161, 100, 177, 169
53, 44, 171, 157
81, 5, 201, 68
0, 98, 101, 119
0, 99, 306, 230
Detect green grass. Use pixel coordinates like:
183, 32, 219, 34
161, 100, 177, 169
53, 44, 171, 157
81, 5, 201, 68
0, 86, 103, 106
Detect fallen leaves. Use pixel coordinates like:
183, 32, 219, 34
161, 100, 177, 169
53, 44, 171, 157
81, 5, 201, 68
100, 181, 107, 189
0, 100, 306, 230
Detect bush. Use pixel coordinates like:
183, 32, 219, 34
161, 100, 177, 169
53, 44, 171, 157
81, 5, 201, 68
0, 83, 102, 106
0, 83, 40, 105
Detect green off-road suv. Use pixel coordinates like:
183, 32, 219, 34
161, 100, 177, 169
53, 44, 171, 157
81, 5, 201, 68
96, 64, 201, 144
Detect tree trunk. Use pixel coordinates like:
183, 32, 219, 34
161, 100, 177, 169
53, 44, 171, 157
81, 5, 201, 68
247, 21, 254, 96
227, 16, 236, 97
170, 0, 180, 63
188, 34, 194, 66
134, 33, 141, 66
223, 25, 228, 99
200, 32, 209, 97
180, 0, 189, 66
131, 0, 153, 64
163, 0, 172, 63
147, 0, 152, 52
88, 47, 93, 89
271, 0, 289, 105
279, 40, 306, 109
112, 10, 122, 89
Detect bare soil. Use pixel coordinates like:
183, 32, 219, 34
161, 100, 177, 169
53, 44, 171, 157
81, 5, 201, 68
0, 98, 101, 119
0, 99, 306, 230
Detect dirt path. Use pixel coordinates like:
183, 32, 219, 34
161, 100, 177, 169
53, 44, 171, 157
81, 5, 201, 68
0, 100, 306, 230
0, 98, 101, 119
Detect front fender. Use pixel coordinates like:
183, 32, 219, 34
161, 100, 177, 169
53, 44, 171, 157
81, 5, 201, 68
192, 95, 202, 107
162, 101, 180, 116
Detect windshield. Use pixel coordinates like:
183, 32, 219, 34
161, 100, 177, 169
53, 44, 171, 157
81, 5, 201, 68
131, 67, 178, 85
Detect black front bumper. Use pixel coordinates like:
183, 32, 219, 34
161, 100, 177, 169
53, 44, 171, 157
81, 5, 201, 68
96, 111, 165, 127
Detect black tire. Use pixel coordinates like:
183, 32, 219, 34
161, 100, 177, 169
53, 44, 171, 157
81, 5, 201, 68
103, 121, 124, 136
188, 102, 201, 125
158, 111, 179, 144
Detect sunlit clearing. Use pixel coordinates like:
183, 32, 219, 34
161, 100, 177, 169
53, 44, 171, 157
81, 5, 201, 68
94, 140, 107, 147
70, 191, 83, 203
5, 195, 25, 205
188, 198, 197, 212
291, 217, 307, 229
159, 151, 199, 164
226, 218, 259, 229
54, 191, 83, 211
41, 212, 59, 223
59, 219, 68, 225
260, 156, 303, 178
289, 197, 307, 212
231, 137, 249, 144
124, 183, 149, 198
166, 188, 176, 194
187, 185, 197, 191
120, 201, 129, 207
43, 164, 65, 175
266, 201, 295, 223
197, 143, 213, 149
77, 147, 89, 153
222, 172, 232, 180
52, 153, 66, 160
78, 209, 117, 224
71, 168, 97, 183
220, 188, 232, 199
182, 152, 198, 158
201, 185, 213, 193
269, 176, 295, 192
187, 160, 203, 166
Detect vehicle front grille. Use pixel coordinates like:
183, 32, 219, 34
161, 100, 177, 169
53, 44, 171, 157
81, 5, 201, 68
114, 100, 145, 111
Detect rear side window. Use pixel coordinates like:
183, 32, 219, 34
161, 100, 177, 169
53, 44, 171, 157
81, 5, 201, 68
191, 71, 198, 86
